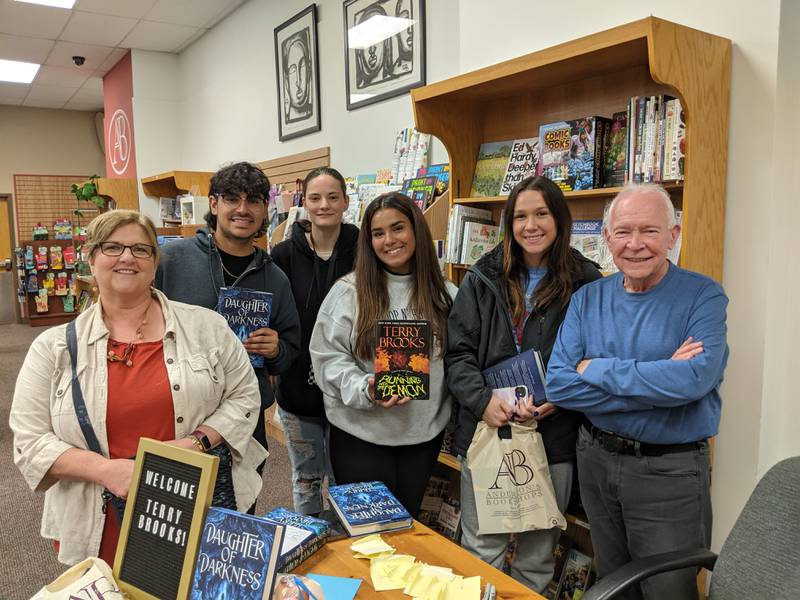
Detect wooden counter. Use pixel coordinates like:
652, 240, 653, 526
295, 521, 540, 599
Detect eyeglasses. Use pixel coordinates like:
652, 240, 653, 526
98, 242, 156, 259
218, 194, 267, 207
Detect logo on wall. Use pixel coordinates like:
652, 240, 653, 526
107, 108, 131, 176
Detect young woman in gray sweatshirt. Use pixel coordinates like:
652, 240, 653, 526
309, 193, 455, 516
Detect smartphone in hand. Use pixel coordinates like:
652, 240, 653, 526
495, 385, 528, 412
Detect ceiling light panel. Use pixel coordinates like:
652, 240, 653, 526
14, 0, 75, 8
0, 59, 40, 83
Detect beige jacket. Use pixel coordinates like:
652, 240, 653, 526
9, 289, 268, 565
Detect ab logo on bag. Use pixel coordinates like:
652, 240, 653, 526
489, 449, 534, 489
467, 422, 566, 534
66, 576, 120, 600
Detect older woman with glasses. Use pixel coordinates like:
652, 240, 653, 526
10, 210, 267, 566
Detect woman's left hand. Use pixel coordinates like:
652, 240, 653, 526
244, 327, 279, 359
515, 397, 557, 422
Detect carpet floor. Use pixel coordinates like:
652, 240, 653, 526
0, 322, 294, 600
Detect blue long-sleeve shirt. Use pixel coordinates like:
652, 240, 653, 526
546, 262, 729, 444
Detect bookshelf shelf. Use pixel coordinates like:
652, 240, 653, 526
412, 16, 730, 284
437, 452, 460, 471
141, 170, 213, 199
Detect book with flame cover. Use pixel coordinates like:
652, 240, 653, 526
374, 319, 430, 400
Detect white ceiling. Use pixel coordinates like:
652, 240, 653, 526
0, 0, 244, 111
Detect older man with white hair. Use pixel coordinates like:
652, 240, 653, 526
546, 184, 729, 600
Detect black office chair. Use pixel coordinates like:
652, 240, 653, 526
583, 456, 800, 600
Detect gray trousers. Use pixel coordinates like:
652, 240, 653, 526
576, 425, 712, 600
459, 456, 573, 593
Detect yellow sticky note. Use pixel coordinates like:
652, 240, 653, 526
370, 555, 414, 591
443, 575, 482, 600
350, 534, 394, 557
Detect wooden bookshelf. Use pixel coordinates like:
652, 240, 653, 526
411, 16, 730, 284
141, 171, 213, 198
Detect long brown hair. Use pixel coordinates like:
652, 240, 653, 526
353, 193, 452, 361
502, 176, 575, 324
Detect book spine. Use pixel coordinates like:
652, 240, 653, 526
592, 118, 606, 188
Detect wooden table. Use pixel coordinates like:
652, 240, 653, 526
295, 521, 541, 599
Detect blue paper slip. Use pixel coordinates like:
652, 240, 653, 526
306, 574, 362, 600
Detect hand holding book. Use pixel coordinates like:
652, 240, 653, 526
368, 376, 412, 408
243, 326, 280, 359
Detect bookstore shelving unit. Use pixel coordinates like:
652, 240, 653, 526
411, 17, 731, 567
411, 16, 731, 285
141, 170, 213, 198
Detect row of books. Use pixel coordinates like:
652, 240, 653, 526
470, 96, 685, 197
418, 475, 462, 541
444, 204, 500, 265
191, 481, 413, 599
626, 95, 685, 185
444, 203, 681, 270
391, 127, 431, 184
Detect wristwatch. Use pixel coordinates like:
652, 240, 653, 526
189, 429, 212, 453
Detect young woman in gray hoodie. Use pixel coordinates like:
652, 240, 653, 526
309, 193, 455, 516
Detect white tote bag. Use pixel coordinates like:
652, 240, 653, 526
30, 557, 124, 600
466, 420, 566, 535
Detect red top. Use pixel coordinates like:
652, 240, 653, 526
98, 339, 174, 565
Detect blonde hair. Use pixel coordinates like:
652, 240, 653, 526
85, 210, 160, 266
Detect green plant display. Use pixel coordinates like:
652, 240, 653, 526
71, 175, 105, 209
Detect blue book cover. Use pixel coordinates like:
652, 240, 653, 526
215, 287, 272, 369
327, 481, 412, 536
263, 508, 329, 572
482, 348, 548, 406
190, 507, 284, 600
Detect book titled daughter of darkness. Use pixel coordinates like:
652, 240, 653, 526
216, 287, 272, 368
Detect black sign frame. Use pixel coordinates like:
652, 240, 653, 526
113, 438, 218, 600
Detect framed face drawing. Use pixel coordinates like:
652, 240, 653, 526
275, 4, 321, 141
343, 0, 426, 110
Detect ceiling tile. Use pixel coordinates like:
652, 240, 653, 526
80, 75, 102, 91
27, 82, 78, 101
120, 20, 199, 53
0, 1, 72, 39
63, 99, 102, 111
95, 47, 126, 74
60, 11, 138, 47
46, 40, 113, 69
144, 0, 238, 28
73, 0, 158, 19
0, 81, 30, 99
22, 98, 66, 109
69, 84, 101, 103
0, 96, 24, 106
32, 64, 89, 86
0, 33, 54, 63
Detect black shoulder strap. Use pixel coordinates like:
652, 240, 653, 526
66, 320, 104, 456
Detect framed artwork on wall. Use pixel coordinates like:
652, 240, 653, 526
275, 4, 321, 141
342, 0, 426, 110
